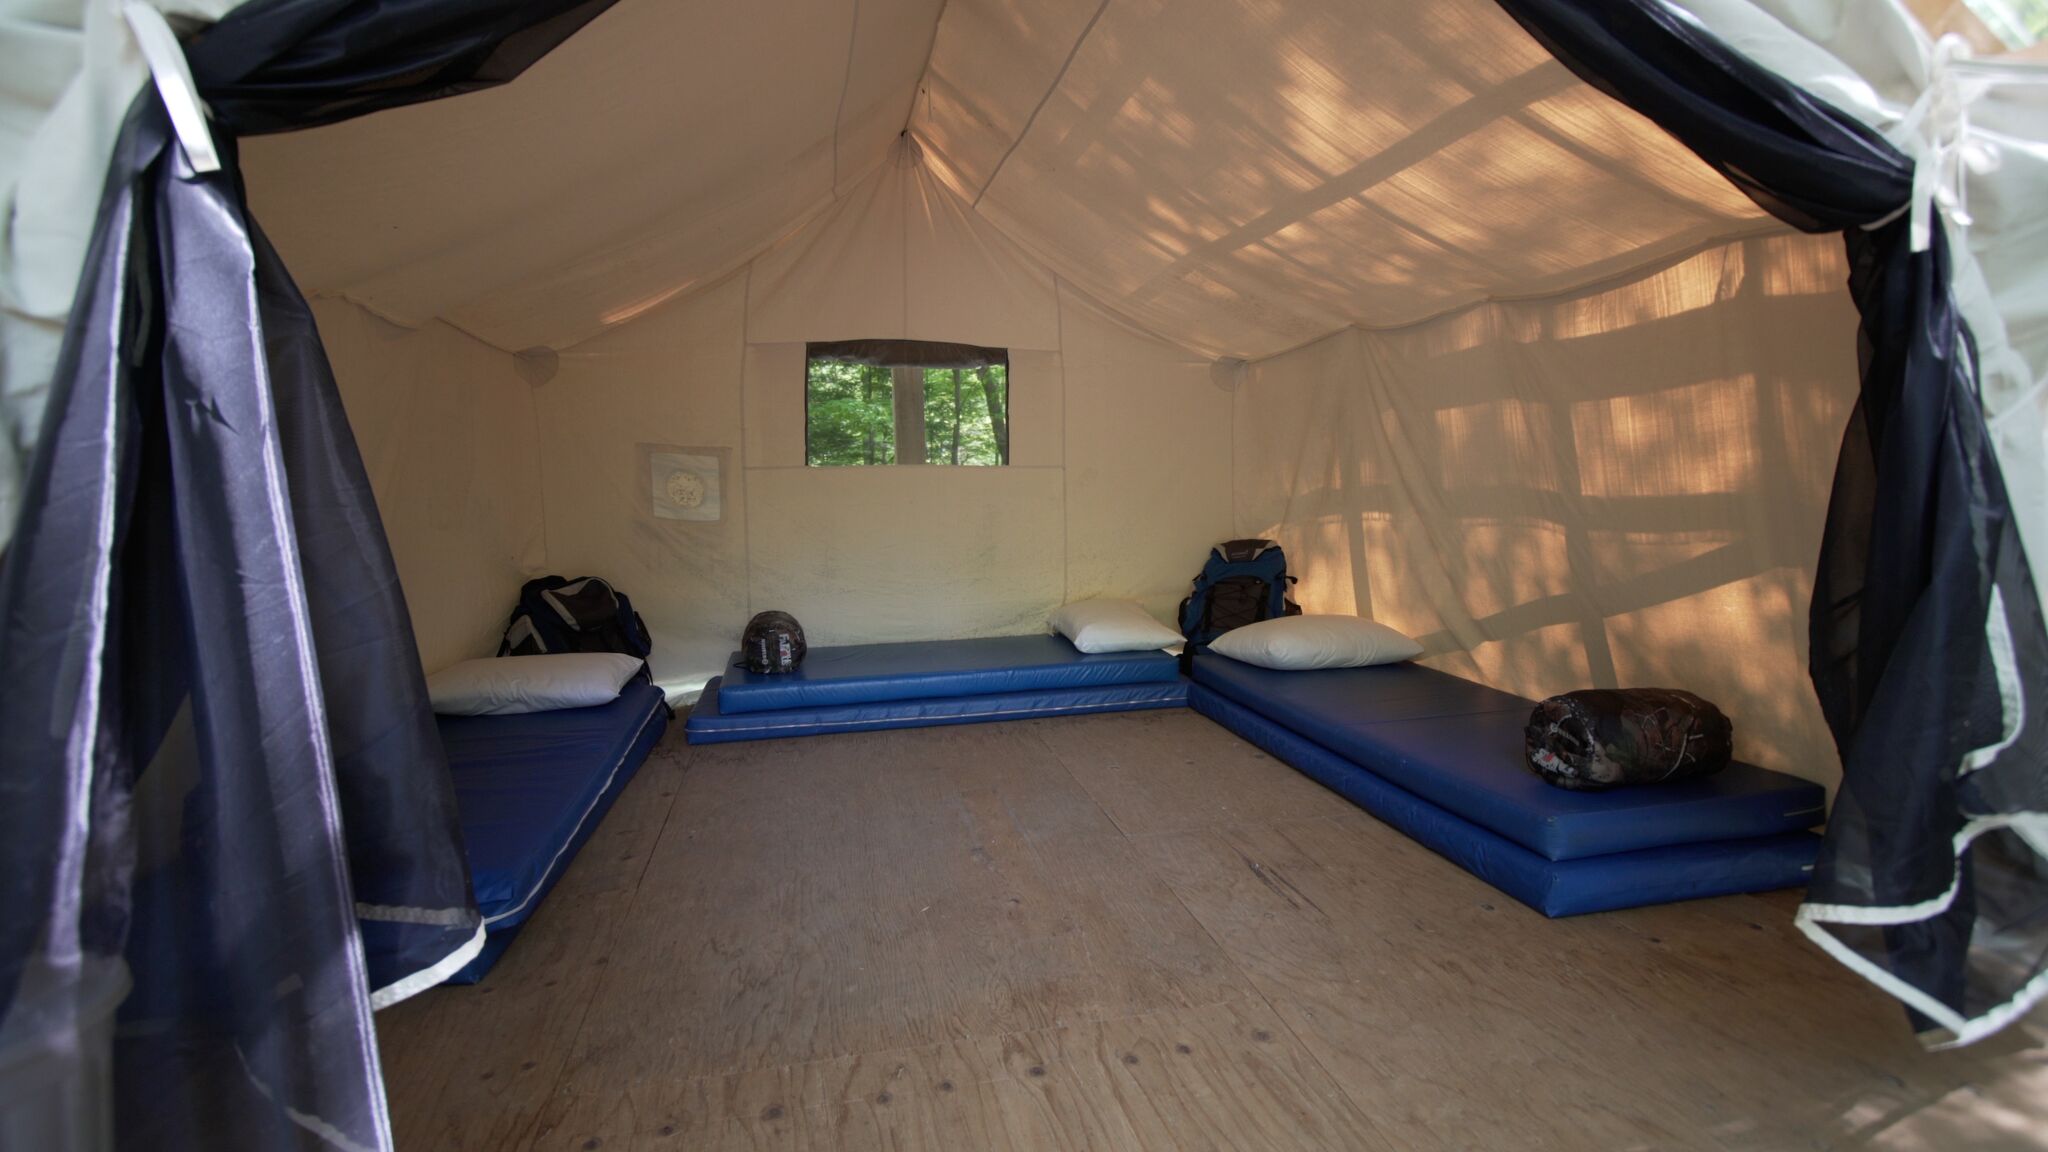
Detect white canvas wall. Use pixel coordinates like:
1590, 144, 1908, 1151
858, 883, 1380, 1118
314, 299, 545, 673
1234, 232, 1861, 786
234, 0, 1883, 736
531, 152, 1231, 700
1060, 287, 1234, 623
306, 133, 1864, 774
314, 136, 1861, 764
302, 146, 1229, 698
533, 273, 754, 694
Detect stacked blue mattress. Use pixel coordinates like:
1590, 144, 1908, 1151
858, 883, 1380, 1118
439, 679, 669, 981
685, 634, 1186, 744
1189, 656, 1824, 916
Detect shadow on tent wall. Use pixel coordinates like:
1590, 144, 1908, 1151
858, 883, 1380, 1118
1235, 231, 1861, 792
916, 0, 1774, 363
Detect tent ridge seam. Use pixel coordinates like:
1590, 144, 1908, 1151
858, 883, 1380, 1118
902, 0, 948, 135
973, 0, 1113, 210
832, 0, 862, 193
323, 290, 538, 359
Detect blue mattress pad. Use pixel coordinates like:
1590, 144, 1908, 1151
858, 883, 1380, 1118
713, 633, 1180, 714
1191, 656, 1824, 861
1191, 684, 1818, 916
438, 680, 668, 928
686, 674, 1186, 743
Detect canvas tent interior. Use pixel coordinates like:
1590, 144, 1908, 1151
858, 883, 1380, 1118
209, 0, 2013, 798
5, 0, 2048, 1147
237, 0, 1863, 778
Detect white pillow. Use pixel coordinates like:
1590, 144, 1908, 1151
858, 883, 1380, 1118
427, 653, 645, 716
1049, 599, 1183, 654
1207, 615, 1422, 671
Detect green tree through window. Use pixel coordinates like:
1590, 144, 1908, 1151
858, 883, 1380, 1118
804, 360, 897, 465
1961, 0, 2047, 47
806, 350, 1008, 467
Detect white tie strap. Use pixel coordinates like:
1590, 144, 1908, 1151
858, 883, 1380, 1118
121, 2, 221, 174
1876, 33, 2048, 254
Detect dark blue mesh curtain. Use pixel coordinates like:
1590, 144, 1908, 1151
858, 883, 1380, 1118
1491, 0, 2048, 1044
0, 1, 616, 1148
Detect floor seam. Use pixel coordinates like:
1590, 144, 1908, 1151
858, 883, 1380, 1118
1026, 715, 1268, 1013
517, 732, 696, 1149
1031, 718, 1376, 1128
1023, 716, 1139, 841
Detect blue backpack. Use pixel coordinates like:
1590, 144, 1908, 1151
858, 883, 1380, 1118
498, 576, 653, 659
1178, 539, 1300, 647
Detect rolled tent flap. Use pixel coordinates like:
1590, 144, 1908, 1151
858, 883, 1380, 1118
181, 0, 622, 134
807, 338, 1010, 370
0, 0, 617, 1148
1489, 0, 2048, 1046
1811, 207, 2048, 1048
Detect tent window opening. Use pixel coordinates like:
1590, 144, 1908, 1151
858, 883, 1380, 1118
1957, 0, 2046, 47
805, 339, 1009, 467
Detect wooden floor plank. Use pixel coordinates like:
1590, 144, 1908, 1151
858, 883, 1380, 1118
523, 1062, 817, 1152
1029, 709, 1336, 837
560, 736, 825, 1083
561, 720, 1260, 1091
378, 732, 691, 1150
1019, 828, 1254, 1019
1135, 805, 2048, 1151
976, 998, 1397, 1152
386, 711, 2048, 1152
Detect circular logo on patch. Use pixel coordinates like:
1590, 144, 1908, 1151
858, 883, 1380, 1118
665, 469, 706, 509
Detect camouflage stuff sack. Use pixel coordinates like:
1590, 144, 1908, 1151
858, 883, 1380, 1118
1523, 688, 1733, 791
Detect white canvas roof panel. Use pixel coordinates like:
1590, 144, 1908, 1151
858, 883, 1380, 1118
237, 0, 1779, 361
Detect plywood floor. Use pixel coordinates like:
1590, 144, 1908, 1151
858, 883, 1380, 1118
379, 710, 2048, 1151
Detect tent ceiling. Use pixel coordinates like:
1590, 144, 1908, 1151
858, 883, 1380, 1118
241, 0, 946, 351
243, 0, 1780, 360
915, 0, 1777, 358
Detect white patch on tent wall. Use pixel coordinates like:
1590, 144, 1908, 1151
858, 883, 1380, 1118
649, 448, 723, 522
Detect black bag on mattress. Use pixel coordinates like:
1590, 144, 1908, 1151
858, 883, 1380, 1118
1523, 689, 1733, 791
499, 576, 653, 658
